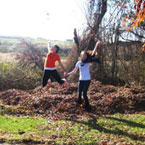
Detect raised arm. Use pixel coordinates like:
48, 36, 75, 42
47, 41, 51, 52
91, 40, 102, 56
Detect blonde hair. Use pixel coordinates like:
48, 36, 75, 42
79, 51, 89, 60
87, 50, 98, 56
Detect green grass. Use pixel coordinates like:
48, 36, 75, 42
0, 37, 20, 44
0, 113, 144, 144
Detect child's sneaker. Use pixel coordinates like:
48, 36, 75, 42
47, 82, 51, 87
85, 104, 92, 112
77, 98, 82, 104
46, 79, 51, 87
62, 78, 69, 88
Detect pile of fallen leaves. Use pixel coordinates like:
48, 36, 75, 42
0, 80, 144, 120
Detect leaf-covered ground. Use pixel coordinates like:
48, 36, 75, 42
0, 81, 145, 144
0, 80, 144, 120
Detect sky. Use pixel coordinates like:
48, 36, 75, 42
0, 0, 86, 40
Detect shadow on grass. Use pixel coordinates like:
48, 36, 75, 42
68, 114, 145, 142
105, 116, 145, 129
0, 139, 42, 144
0, 139, 55, 145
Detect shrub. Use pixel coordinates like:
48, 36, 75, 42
16, 41, 46, 70
0, 62, 43, 91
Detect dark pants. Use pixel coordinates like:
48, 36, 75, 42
42, 70, 64, 87
78, 80, 91, 106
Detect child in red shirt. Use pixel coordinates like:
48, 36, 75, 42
42, 44, 68, 87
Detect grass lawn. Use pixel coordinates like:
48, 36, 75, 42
0, 113, 144, 144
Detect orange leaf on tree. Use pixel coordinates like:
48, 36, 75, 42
122, 23, 126, 27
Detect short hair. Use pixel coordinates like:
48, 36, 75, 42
54, 45, 60, 53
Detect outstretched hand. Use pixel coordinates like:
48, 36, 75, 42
96, 40, 102, 46
64, 72, 69, 78
91, 40, 102, 56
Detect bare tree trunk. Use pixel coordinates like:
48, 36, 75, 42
74, 28, 80, 51
111, 26, 120, 80
72, 0, 108, 81
87, 0, 107, 50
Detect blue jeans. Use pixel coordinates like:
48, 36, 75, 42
78, 80, 91, 106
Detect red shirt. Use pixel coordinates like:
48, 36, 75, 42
44, 52, 60, 68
